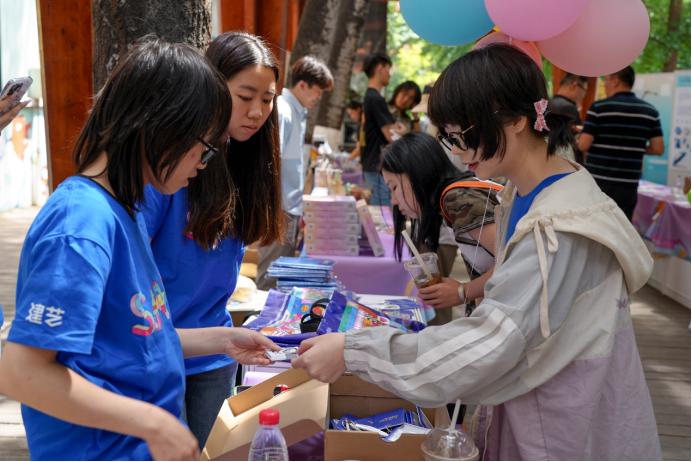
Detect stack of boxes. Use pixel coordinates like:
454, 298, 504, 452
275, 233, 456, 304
303, 195, 360, 256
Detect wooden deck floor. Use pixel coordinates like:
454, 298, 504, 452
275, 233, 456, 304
1, 207, 690, 460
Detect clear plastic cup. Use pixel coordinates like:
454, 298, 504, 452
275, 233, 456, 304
421, 427, 479, 461
404, 252, 442, 288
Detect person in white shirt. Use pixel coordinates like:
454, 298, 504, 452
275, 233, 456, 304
256, 56, 334, 290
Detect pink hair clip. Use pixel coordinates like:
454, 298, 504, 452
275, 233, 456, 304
533, 98, 550, 132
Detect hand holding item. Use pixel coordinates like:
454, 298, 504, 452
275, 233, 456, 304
144, 406, 200, 460
417, 277, 464, 309
0, 96, 28, 132
222, 328, 280, 365
292, 333, 346, 383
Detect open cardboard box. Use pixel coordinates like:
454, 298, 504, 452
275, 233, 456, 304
202, 368, 327, 460
325, 374, 450, 460
203, 368, 450, 461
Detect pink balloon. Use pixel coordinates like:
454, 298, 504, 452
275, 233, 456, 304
538, 0, 650, 77
485, 0, 587, 41
474, 32, 543, 69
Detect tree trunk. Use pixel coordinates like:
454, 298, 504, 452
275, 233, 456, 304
92, 0, 212, 91
360, 0, 387, 55
663, 0, 682, 72
290, 0, 369, 137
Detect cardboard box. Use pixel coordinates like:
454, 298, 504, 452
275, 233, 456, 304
305, 242, 359, 256
203, 369, 450, 461
304, 210, 359, 223
305, 233, 359, 245
202, 368, 328, 460
305, 221, 361, 236
324, 374, 450, 460
303, 194, 357, 212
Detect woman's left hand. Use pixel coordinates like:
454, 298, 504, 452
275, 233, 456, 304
222, 328, 279, 365
292, 333, 346, 383
417, 277, 462, 309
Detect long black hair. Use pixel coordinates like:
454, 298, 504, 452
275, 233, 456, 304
381, 132, 467, 261
388, 80, 422, 110
74, 38, 231, 216
428, 44, 573, 161
187, 31, 283, 248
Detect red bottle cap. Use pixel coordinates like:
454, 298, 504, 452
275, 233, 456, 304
259, 408, 280, 426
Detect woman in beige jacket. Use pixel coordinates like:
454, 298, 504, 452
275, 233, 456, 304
293, 44, 659, 460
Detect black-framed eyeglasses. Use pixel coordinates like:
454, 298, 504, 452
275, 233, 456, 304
437, 124, 475, 151
198, 138, 219, 165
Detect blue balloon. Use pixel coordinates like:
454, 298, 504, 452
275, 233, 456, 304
400, 0, 494, 46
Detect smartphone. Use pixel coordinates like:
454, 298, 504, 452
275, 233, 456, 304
0, 76, 33, 106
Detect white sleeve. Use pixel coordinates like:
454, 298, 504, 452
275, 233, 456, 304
344, 232, 609, 407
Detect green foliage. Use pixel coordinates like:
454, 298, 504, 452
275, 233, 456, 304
386, 1, 472, 95
636, 0, 691, 73
386, 0, 690, 91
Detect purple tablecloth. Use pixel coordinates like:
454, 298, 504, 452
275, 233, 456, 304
311, 208, 412, 296
342, 170, 363, 186
632, 181, 691, 260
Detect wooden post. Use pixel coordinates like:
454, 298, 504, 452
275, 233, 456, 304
37, 0, 93, 191
218, 0, 303, 89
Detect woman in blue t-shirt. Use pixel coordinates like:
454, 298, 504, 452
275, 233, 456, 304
141, 31, 283, 449
0, 39, 278, 461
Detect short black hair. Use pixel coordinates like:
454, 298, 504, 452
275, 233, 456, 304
560, 73, 588, 87
611, 66, 635, 88
290, 55, 334, 90
429, 44, 573, 161
347, 100, 362, 111
74, 38, 230, 215
363, 52, 392, 78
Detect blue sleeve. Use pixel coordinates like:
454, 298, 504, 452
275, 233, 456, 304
140, 185, 172, 239
9, 235, 111, 354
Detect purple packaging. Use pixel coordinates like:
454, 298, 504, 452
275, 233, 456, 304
353, 408, 412, 430
317, 292, 427, 335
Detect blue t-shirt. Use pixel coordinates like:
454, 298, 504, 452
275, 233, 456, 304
141, 185, 244, 376
8, 176, 185, 461
505, 173, 572, 242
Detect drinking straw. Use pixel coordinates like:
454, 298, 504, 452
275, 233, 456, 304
401, 229, 433, 280
449, 399, 462, 431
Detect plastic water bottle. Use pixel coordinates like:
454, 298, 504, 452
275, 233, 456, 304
248, 409, 289, 461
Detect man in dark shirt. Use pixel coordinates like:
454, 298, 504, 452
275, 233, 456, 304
550, 73, 589, 163
578, 66, 664, 220
550, 74, 588, 128
362, 53, 398, 205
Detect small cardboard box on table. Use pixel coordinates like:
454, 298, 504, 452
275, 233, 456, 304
202, 368, 450, 461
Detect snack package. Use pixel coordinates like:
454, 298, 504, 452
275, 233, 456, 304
243, 288, 334, 345
317, 291, 427, 335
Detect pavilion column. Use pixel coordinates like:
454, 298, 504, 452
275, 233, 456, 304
37, 0, 93, 191
218, 0, 304, 88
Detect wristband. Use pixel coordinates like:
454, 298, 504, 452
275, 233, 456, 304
457, 283, 467, 305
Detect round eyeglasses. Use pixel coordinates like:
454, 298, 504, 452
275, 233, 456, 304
437, 124, 475, 151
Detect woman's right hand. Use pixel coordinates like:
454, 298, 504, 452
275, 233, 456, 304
418, 277, 463, 309
144, 407, 200, 460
